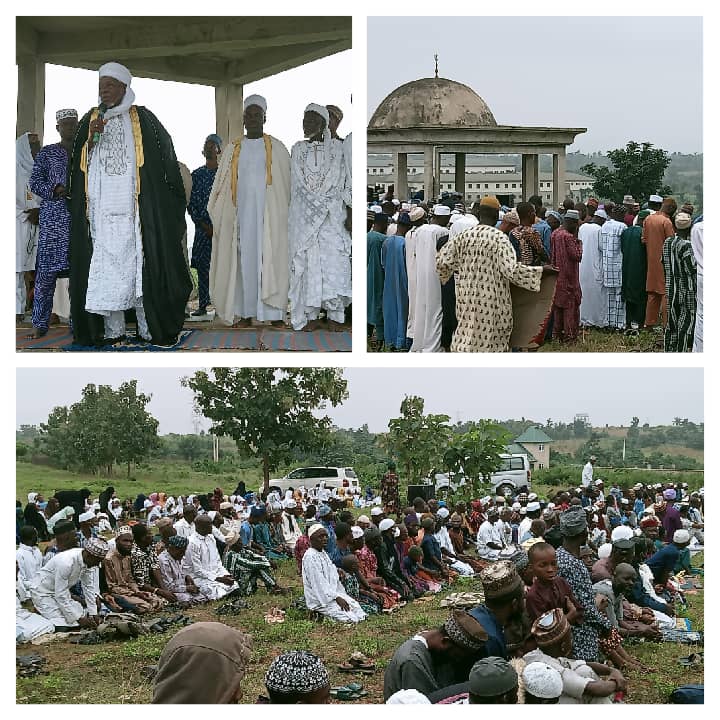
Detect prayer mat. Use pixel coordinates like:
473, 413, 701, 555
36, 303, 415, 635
510, 273, 557, 349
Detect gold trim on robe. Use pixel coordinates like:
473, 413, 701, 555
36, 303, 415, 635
230, 133, 273, 206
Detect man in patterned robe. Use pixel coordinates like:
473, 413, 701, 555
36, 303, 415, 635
436, 197, 549, 352
599, 205, 628, 330
550, 210, 583, 342
68, 62, 191, 346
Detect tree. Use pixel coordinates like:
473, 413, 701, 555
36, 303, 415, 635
183, 368, 348, 493
385, 395, 451, 484
581, 142, 672, 203
39, 381, 159, 475
442, 420, 511, 497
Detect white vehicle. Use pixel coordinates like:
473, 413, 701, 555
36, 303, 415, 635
265, 467, 360, 495
434, 454, 531, 497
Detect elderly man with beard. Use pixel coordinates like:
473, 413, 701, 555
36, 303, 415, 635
288, 104, 352, 332
68, 62, 191, 347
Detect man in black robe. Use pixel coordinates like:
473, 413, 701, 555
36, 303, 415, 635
68, 61, 191, 347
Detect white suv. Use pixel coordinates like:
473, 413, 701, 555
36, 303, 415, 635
265, 467, 360, 495
434, 454, 531, 497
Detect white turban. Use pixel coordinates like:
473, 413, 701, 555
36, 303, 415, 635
307, 523, 326, 538
304, 102, 330, 127
98, 62, 132, 86
598, 542, 613, 559
610, 525, 634, 542
522, 662, 563, 700
243, 94, 267, 113
386, 689, 431, 704
351, 526, 364, 540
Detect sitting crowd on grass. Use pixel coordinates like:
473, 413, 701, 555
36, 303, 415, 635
16, 478, 703, 703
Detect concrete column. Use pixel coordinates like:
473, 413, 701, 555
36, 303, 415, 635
434, 147, 442, 200
16, 57, 45, 142
396, 152, 408, 201
214, 82, 244, 145
521, 153, 539, 200
454, 152, 465, 196
423, 146, 433, 202
552, 150, 567, 209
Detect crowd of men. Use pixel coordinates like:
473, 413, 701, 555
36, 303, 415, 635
17, 468, 702, 703
16, 62, 352, 347
367, 190, 702, 353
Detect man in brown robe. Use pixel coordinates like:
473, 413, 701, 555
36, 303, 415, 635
642, 196, 676, 328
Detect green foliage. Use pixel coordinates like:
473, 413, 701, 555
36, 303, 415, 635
16, 442, 29, 459
580, 141, 672, 203
37, 381, 159, 476
183, 368, 348, 492
534, 466, 703, 491
385, 395, 451, 483
442, 420, 511, 496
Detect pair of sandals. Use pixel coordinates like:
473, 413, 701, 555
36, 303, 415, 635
678, 652, 703, 667
330, 682, 368, 700
337, 652, 375, 674
264, 607, 286, 624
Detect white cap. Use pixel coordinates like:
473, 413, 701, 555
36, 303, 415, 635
649, 194, 663, 203
78, 510, 95, 523
437, 507, 450, 519
283, 499, 297, 509
386, 689, 431, 704
594, 208, 608, 220
351, 526, 364, 540
598, 543, 612, 558
243, 94, 267, 112
611, 526, 634, 542
528, 493, 538, 501
523, 662, 563, 700
673, 529, 691, 543
512, 502, 521, 511
432, 204, 452, 216
595, 479, 604, 486
378, 518, 396, 532
371, 507, 383, 516
357, 515, 371, 524
527, 501, 541, 512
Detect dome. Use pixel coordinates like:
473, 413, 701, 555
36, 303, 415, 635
368, 77, 497, 130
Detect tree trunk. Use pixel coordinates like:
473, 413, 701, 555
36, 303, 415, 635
127, 461, 131, 478
262, 455, 270, 494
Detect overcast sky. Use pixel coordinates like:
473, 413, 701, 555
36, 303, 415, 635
367, 16, 702, 153
16, 368, 703, 435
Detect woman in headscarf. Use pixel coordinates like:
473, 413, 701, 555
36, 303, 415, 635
23, 500, 49, 541
133, 494, 147, 513
98, 486, 116, 528
152, 622, 252, 703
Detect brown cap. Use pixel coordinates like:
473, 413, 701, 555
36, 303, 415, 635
443, 610, 488, 651
531, 608, 570, 647
480, 560, 522, 599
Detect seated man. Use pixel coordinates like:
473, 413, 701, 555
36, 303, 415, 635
30, 538, 108, 630
184, 514, 238, 600
130, 523, 179, 603
16, 525, 43, 590
174, 505, 197, 538
103, 526, 167, 614
477, 509, 505, 561
383, 610, 488, 700
524, 608, 626, 704
430, 657, 519, 705
157, 535, 205, 605
223, 530, 284, 596
302, 524, 366, 623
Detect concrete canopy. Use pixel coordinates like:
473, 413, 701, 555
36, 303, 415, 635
17, 16, 351, 141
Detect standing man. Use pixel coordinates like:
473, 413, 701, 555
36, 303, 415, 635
16, 132, 41, 323
288, 104, 352, 331
381, 462, 400, 516
187, 133, 222, 319
382, 212, 412, 351
550, 209, 583, 343
326, 105, 344, 140
367, 211, 388, 348
579, 209, 607, 328
690, 217, 703, 352
620, 209, 649, 333
68, 62, 191, 346
582, 456, 596, 490
599, 205, 627, 331
642, 196, 676, 330
209, 95, 291, 328
28, 110, 78, 339
662, 213, 697, 352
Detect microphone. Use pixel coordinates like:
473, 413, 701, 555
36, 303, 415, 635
92, 102, 108, 144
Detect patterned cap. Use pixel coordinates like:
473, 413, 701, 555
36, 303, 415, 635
56, 108, 78, 122
116, 525, 133, 537
531, 608, 570, 647
480, 560, 522, 599
559, 508, 587, 536
443, 610, 488, 651
168, 535, 188, 549
84, 536, 109, 559
265, 651, 329, 694
523, 662, 563, 699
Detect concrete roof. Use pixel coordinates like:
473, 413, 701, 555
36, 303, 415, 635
16, 16, 351, 86
369, 77, 497, 130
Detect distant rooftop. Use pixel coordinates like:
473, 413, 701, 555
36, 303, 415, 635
515, 426, 554, 444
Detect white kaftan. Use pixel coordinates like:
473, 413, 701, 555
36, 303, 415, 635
16, 544, 43, 590
30, 548, 100, 627
302, 547, 366, 623
405, 227, 419, 339
183, 532, 238, 600
234, 138, 283, 321
17, 594, 55, 643
476, 520, 505, 561
85, 91, 149, 340
288, 138, 352, 330
157, 550, 203, 605
409, 223, 448, 352
691, 220, 703, 352
173, 518, 195, 538
433, 529, 473, 575
16, 134, 40, 314
578, 222, 607, 327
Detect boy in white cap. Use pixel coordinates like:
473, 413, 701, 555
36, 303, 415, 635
208, 94, 292, 328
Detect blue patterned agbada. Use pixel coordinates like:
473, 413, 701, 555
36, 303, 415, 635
188, 165, 217, 310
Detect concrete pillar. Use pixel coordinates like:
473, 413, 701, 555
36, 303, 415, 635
214, 82, 244, 145
396, 152, 408, 201
423, 146, 433, 202
16, 57, 45, 142
552, 150, 567, 209
521, 153, 539, 201
434, 147, 442, 200
454, 152, 465, 196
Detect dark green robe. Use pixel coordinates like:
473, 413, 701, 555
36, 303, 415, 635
68, 106, 192, 346
620, 225, 647, 307
367, 230, 385, 341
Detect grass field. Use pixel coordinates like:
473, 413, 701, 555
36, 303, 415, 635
16, 545, 704, 705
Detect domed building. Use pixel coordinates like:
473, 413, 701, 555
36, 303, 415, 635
367, 74, 586, 205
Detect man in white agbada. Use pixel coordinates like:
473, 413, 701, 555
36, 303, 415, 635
477, 509, 506, 561
281, 499, 303, 550
408, 205, 451, 351
208, 94, 291, 327
288, 104, 352, 331
582, 456, 596, 488
433, 509, 474, 575
579, 210, 608, 328
30, 539, 108, 630
183, 515, 238, 600
16, 132, 41, 321
16, 526, 44, 590
302, 523, 366, 623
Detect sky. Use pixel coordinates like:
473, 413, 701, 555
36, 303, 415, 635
367, 16, 703, 154
16, 367, 703, 435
